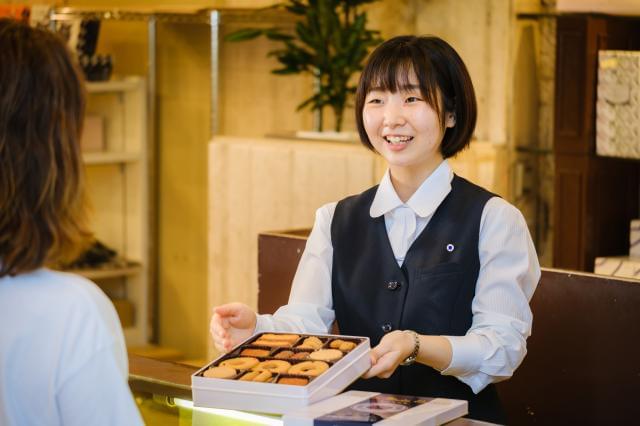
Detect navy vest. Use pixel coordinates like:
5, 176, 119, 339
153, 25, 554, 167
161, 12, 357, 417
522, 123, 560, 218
331, 175, 504, 423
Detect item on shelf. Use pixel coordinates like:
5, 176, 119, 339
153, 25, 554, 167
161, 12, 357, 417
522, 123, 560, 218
192, 332, 370, 414
596, 50, 640, 160
631, 219, 640, 257
63, 240, 125, 270
594, 256, 640, 280
0, 5, 30, 22
79, 54, 113, 82
80, 115, 104, 152
282, 391, 468, 426
52, 18, 113, 82
112, 299, 135, 327
76, 19, 100, 57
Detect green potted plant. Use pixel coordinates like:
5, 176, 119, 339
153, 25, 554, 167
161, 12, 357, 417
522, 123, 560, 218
226, 0, 382, 133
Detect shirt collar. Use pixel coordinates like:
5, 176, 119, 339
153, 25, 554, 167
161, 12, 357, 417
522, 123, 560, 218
369, 160, 454, 218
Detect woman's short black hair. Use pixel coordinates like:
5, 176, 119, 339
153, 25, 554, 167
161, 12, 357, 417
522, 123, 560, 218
355, 35, 477, 158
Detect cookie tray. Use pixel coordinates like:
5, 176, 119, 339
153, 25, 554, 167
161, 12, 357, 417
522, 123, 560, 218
191, 333, 371, 414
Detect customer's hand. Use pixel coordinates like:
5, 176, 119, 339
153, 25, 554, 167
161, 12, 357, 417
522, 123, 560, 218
210, 303, 257, 353
361, 330, 414, 379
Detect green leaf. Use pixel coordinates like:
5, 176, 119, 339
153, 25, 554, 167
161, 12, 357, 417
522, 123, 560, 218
264, 30, 295, 42
224, 28, 264, 42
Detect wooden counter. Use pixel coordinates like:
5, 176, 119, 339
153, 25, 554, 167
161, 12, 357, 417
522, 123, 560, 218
128, 355, 493, 425
258, 230, 640, 425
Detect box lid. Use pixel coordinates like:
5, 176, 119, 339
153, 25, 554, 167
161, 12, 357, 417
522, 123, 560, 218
282, 391, 468, 426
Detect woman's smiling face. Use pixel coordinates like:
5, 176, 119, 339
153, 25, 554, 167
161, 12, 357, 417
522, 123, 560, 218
362, 72, 454, 177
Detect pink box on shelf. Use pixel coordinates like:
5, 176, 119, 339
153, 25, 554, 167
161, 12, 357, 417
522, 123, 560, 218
80, 115, 104, 152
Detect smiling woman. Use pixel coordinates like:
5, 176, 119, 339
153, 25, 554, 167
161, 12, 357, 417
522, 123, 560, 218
211, 35, 540, 424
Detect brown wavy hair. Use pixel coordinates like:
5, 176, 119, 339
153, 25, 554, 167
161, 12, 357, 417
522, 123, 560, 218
0, 19, 91, 277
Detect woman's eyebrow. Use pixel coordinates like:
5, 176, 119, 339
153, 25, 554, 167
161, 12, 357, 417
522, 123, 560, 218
368, 84, 421, 92
399, 84, 421, 91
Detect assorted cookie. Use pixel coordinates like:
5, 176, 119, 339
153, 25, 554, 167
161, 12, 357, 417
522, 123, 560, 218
309, 348, 343, 362
200, 333, 363, 386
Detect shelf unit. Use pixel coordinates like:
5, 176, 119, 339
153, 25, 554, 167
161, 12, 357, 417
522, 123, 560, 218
46, 5, 298, 355
81, 76, 149, 345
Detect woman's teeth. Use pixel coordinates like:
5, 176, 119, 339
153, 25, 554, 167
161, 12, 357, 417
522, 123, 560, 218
385, 136, 413, 144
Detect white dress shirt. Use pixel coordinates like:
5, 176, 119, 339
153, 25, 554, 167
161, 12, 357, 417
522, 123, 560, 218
256, 160, 540, 394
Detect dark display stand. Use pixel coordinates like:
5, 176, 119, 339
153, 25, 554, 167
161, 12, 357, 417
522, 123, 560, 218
553, 14, 640, 271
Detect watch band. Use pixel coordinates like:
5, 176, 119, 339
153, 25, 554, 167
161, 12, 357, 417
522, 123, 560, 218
401, 330, 420, 366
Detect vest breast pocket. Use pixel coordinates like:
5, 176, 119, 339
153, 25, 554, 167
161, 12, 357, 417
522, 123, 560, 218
404, 263, 466, 335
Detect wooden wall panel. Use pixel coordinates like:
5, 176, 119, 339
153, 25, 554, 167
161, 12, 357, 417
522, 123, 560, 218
208, 137, 511, 357
207, 136, 377, 357
554, 158, 584, 269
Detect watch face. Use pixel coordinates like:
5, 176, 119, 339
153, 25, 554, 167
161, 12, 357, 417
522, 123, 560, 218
401, 356, 415, 366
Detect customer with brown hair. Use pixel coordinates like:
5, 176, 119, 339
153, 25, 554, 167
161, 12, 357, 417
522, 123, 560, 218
0, 19, 142, 425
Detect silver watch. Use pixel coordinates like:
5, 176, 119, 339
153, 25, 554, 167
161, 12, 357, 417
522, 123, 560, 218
400, 330, 420, 366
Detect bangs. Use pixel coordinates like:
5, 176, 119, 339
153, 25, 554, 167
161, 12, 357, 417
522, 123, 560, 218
363, 50, 441, 116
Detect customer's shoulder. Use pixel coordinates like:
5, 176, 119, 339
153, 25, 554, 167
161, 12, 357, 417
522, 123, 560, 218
31, 269, 114, 314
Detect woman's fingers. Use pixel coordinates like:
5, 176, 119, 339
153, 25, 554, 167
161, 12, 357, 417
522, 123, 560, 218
372, 352, 401, 378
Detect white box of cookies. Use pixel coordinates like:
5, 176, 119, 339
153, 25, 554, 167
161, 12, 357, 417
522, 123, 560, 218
191, 332, 371, 414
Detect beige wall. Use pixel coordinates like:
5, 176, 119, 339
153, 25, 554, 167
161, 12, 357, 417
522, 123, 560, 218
154, 24, 211, 359
412, 0, 511, 145
5, 0, 593, 358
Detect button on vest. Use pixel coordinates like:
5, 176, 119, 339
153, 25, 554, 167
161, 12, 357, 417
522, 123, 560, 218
387, 281, 400, 290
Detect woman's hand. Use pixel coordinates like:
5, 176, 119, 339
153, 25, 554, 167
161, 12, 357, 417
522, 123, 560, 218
210, 303, 257, 353
362, 330, 415, 379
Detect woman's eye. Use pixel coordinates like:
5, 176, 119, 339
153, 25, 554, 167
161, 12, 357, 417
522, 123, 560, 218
406, 96, 422, 103
367, 98, 382, 104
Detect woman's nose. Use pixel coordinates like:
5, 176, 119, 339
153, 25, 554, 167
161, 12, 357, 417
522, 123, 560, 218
383, 103, 405, 127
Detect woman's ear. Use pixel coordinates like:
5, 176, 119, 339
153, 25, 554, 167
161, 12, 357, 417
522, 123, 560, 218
445, 112, 456, 128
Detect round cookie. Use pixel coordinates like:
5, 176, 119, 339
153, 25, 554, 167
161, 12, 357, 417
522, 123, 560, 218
288, 361, 329, 377
220, 356, 259, 370
203, 366, 236, 379
329, 339, 344, 349
309, 348, 343, 362
253, 359, 291, 374
330, 339, 357, 352
239, 370, 272, 382
339, 341, 357, 351
297, 336, 323, 350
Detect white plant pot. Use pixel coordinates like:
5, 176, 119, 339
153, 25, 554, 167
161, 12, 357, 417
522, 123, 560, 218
294, 130, 359, 143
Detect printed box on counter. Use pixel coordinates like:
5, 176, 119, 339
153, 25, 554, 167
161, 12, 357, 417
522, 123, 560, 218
630, 219, 640, 257
192, 332, 371, 414
282, 390, 468, 426
594, 256, 640, 280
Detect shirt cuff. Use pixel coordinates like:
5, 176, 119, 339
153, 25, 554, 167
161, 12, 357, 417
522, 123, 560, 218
440, 334, 481, 377
254, 314, 273, 334
439, 335, 492, 394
